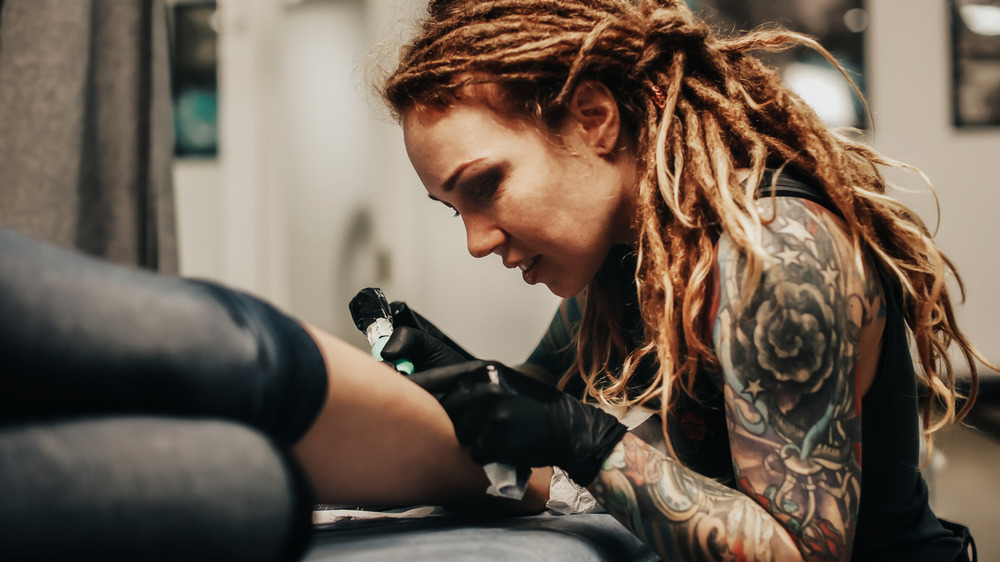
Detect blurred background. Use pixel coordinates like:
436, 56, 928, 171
1, 0, 997, 555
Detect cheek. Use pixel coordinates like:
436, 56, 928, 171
501, 162, 614, 252
506, 205, 602, 259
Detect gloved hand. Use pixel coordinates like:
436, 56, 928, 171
410, 360, 628, 487
382, 301, 478, 371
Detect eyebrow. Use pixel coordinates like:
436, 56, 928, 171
441, 158, 484, 193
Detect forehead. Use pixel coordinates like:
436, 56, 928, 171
402, 102, 542, 184
403, 101, 525, 145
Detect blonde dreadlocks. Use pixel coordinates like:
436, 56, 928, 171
382, 0, 986, 451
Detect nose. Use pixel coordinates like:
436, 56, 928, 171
463, 213, 507, 259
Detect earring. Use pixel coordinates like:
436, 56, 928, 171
650, 84, 667, 111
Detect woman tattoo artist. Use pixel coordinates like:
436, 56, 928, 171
377, 0, 988, 560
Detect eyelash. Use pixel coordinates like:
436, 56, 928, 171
442, 167, 505, 218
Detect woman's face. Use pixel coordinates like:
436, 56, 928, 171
402, 91, 637, 298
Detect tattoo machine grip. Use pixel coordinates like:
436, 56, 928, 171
348, 287, 414, 375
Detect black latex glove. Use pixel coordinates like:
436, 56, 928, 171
410, 360, 628, 487
382, 301, 478, 371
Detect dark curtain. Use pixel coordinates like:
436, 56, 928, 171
0, 0, 177, 272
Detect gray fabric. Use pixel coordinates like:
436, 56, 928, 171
0, 0, 177, 272
305, 513, 661, 561
0, 417, 308, 561
0, 225, 329, 446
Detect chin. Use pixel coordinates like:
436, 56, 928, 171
544, 278, 588, 299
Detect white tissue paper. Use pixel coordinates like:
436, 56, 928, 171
546, 466, 599, 514
484, 461, 528, 500
544, 403, 656, 515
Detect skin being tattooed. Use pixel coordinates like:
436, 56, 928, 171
587, 198, 884, 561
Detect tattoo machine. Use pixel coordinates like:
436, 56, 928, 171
347, 288, 529, 500
483, 364, 531, 499
348, 287, 414, 374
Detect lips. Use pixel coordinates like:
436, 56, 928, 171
502, 255, 541, 284
518, 256, 539, 284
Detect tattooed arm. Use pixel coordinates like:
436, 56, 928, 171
587, 198, 884, 561
711, 197, 884, 560
588, 432, 802, 560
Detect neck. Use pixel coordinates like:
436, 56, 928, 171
615, 159, 642, 246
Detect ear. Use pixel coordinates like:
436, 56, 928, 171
567, 81, 621, 157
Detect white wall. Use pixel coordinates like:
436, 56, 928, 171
174, 0, 1000, 369
868, 0, 1000, 369
174, 159, 222, 280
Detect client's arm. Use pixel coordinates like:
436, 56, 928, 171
294, 326, 551, 509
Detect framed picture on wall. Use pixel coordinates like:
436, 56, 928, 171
687, 0, 869, 129
169, 1, 219, 156
951, 0, 1000, 127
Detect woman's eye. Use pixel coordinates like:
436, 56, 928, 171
465, 168, 504, 205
